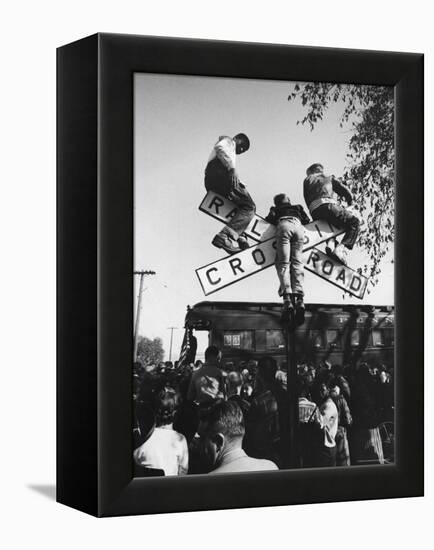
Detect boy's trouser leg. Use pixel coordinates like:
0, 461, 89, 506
205, 170, 255, 238
226, 178, 256, 237
312, 203, 360, 249
290, 224, 305, 296
275, 221, 292, 296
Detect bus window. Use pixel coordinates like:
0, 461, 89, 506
266, 330, 285, 350
326, 329, 341, 348
224, 333, 239, 347
372, 330, 384, 347
310, 330, 323, 348
384, 328, 394, 347
223, 331, 254, 350
350, 329, 360, 347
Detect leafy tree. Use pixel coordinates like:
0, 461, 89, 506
136, 336, 164, 366
288, 83, 394, 287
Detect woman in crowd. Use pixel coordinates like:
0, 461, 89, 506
134, 387, 189, 475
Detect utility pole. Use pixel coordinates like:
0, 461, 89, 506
167, 326, 178, 362
133, 270, 156, 361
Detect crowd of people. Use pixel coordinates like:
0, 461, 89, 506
130, 131, 390, 478
133, 346, 394, 477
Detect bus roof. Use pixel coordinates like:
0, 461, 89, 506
187, 301, 394, 313
185, 301, 394, 331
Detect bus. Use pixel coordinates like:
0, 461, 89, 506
183, 301, 394, 368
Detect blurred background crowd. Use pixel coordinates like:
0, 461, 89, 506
133, 348, 394, 477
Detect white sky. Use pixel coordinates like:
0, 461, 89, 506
134, 73, 394, 361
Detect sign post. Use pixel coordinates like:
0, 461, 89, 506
285, 323, 300, 468
197, 191, 368, 299
196, 190, 369, 470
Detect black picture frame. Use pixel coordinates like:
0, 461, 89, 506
57, 33, 424, 517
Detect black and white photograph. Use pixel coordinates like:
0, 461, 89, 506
1, 0, 429, 543
132, 74, 395, 476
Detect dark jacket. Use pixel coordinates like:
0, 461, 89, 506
303, 173, 353, 211
265, 203, 310, 225
333, 394, 352, 428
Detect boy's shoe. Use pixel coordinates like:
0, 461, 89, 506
325, 244, 348, 266
237, 236, 249, 250
212, 233, 241, 255
280, 300, 295, 326
294, 295, 305, 326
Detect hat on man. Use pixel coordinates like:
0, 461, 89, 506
233, 132, 250, 154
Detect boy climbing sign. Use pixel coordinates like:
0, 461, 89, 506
303, 163, 360, 266
265, 193, 311, 325
204, 133, 256, 255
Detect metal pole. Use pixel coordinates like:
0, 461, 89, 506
167, 327, 178, 362
285, 320, 300, 468
133, 270, 156, 361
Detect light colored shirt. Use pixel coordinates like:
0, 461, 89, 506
207, 136, 236, 171
298, 397, 320, 424
275, 370, 287, 390
133, 426, 188, 476
319, 398, 339, 448
210, 448, 278, 474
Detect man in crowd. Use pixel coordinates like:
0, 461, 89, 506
350, 364, 385, 464
298, 381, 321, 468
329, 381, 352, 466
204, 133, 256, 254
317, 394, 339, 467
265, 193, 310, 323
227, 370, 251, 418
187, 345, 225, 404
303, 163, 360, 265
198, 400, 278, 474
244, 356, 286, 466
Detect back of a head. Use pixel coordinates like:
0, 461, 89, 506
155, 387, 179, 427
357, 363, 372, 383
201, 400, 245, 441
257, 356, 278, 385
331, 364, 343, 376
273, 193, 291, 206
134, 402, 156, 448
205, 345, 220, 363
306, 163, 324, 176
297, 378, 310, 399
228, 370, 242, 388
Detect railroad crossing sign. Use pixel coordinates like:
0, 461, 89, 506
196, 191, 368, 299
199, 191, 344, 247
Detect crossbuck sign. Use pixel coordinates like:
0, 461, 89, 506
196, 191, 368, 299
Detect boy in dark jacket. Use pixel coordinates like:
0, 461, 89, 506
303, 163, 360, 265
265, 194, 310, 324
